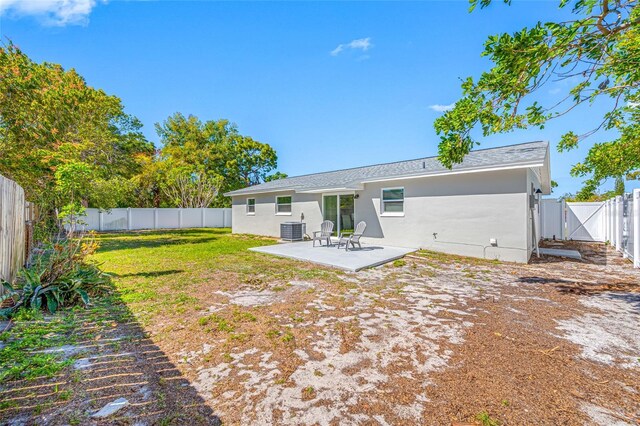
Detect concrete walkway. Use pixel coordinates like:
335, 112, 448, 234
249, 241, 416, 272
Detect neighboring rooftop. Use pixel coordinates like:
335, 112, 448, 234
225, 141, 550, 196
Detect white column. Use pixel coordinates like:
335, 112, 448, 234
615, 196, 623, 252
634, 189, 640, 268
127, 207, 132, 231
99, 210, 104, 232
178, 208, 183, 229
201, 207, 206, 228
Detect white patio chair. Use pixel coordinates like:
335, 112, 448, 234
313, 220, 334, 247
336, 221, 366, 251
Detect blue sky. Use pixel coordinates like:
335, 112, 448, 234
0, 0, 621, 196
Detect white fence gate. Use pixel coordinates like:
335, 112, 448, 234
78, 208, 232, 232
566, 202, 606, 242
540, 189, 639, 268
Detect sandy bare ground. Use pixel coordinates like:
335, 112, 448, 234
167, 242, 640, 425
2, 240, 639, 425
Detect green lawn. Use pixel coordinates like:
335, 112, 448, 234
92, 228, 341, 324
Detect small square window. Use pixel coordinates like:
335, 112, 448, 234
247, 198, 255, 214
276, 196, 292, 214
381, 188, 404, 215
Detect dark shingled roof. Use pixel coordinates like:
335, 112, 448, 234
225, 141, 549, 196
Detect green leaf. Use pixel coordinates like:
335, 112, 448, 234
76, 289, 90, 306
45, 294, 58, 314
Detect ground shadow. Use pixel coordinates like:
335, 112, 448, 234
533, 240, 615, 266
0, 280, 222, 424
111, 269, 184, 278
518, 276, 640, 296
96, 229, 227, 253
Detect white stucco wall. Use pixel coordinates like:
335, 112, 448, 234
354, 169, 529, 262
231, 168, 535, 263
231, 191, 323, 237
526, 167, 543, 259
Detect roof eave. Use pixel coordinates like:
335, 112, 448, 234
224, 148, 550, 197
359, 161, 545, 185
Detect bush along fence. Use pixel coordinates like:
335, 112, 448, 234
540, 188, 639, 268
77, 208, 232, 232
0, 174, 33, 287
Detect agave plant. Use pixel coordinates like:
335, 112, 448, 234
0, 234, 110, 318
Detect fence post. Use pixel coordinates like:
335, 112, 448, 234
615, 196, 623, 252
611, 198, 616, 247
604, 200, 609, 242
634, 189, 640, 268
560, 199, 566, 240
178, 208, 183, 229
604, 199, 613, 244
609, 199, 614, 243
99, 210, 104, 232
201, 208, 205, 228
127, 207, 132, 231
154, 208, 158, 229
622, 195, 629, 259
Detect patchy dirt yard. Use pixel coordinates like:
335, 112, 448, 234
1, 230, 639, 425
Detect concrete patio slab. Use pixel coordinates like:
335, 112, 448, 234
249, 241, 416, 272
539, 247, 582, 260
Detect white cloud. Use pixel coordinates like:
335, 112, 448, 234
429, 103, 455, 112
628, 101, 640, 108
0, 0, 103, 26
330, 37, 372, 57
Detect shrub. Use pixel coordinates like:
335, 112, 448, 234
0, 233, 110, 318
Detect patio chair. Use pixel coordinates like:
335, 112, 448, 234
313, 220, 334, 247
336, 221, 366, 251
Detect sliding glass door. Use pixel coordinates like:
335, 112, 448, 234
339, 195, 354, 234
323, 194, 354, 235
323, 195, 338, 235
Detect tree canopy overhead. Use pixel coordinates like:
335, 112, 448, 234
0, 41, 154, 229
154, 113, 281, 207
0, 43, 287, 223
434, 0, 639, 199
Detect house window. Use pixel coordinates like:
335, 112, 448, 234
276, 196, 292, 214
381, 188, 404, 215
246, 198, 255, 215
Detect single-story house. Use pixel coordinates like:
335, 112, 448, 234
225, 141, 551, 263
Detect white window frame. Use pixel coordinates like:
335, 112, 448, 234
246, 198, 256, 215
275, 195, 292, 215
380, 187, 404, 216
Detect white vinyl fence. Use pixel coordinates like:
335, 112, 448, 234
540, 188, 640, 268
540, 199, 565, 240
79, 208, 232, 232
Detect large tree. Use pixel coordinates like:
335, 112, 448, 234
434, 0, 639, 199
155, 113, 281, 206
0, 42, 153, 228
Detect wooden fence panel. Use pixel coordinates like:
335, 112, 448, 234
0, 174, 26, 286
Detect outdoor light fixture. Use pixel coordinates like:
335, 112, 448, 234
535, 189, 543, 194
354, 194, 360, 199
